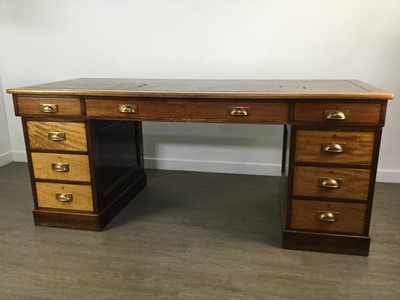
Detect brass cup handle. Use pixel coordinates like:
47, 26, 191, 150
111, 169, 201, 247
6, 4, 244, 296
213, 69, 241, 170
40, 104, 58, 113
319, 178, 342, 189
119, 104, 137, 114
229, 106, 250, 116
316, 211, 339, 222
51, 163, 70, 172
322, 143, 345, 153
324, 109, 348, 120
55, 193, 73, 202
48, 132, 66, 141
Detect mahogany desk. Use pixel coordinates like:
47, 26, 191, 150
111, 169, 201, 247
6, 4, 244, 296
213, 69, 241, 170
7, 79, 394, 255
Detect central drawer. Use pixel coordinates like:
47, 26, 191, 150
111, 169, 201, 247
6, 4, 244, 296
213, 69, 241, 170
85, 99, 289, 123
31, 153, 91, 182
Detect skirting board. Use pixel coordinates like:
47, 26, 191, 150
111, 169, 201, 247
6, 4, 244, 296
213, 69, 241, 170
10, 151, 400, 183
0, 151, 13, 167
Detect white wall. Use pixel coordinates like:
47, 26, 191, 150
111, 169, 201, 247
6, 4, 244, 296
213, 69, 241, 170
0, 76, 12, 166
0, 0, 399, 182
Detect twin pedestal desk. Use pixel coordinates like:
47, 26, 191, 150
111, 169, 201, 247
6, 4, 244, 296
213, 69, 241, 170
7, 79, 394, 255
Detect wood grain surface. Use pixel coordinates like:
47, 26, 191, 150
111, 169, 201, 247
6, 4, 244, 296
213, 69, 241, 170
293, 102, 382, 124
16, 96, 82, 116
27, 121, 87, 151
293, 166, 371, 200
295, 130, 375, 165
86, 99, 289, 123
291, 199, 366, 234
36, 182, 93, 211
31, 153, 90, 182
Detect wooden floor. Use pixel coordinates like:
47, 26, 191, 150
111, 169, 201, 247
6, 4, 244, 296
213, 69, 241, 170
0, 162, 399, 299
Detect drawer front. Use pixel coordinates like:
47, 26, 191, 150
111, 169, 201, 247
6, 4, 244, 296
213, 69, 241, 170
27, 121, 87, 151
16, 97, 82, 116
31, 153, 91, 182
291, 200, 366, 234
86, 99, 289, 123
293, 103, 382, 125
36, 182, 93, 211
293, 166, 370, 200
295, 130, 375, 165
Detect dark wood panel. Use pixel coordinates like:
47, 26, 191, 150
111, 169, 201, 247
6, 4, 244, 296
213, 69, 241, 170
282, 230, 370, 256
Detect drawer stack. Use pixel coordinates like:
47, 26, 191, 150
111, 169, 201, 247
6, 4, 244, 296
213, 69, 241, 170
27, 121, 94, 213
284, 102, 384, 255
291, 129, 374, 235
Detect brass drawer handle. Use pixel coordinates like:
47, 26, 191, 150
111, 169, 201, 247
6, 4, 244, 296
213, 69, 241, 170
319, 178, 342, 189
316, 211, 339, 222
55, 192, 73, 202
51, 163, 70, 172
229, 106, 250, 116
324, 109, 348, 120
40, 104, 58, 113
48, 132, 66, 141
321, 143, 345, 153
119, 104, 137, 114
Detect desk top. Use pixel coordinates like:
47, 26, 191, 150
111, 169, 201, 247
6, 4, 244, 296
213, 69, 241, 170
7, 78, 394, 100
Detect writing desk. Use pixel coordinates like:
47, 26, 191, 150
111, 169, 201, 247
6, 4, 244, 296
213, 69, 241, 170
7, 79, 394, 255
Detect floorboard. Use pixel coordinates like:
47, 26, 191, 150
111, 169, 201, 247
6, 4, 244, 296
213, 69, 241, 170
0, 162, 399, 299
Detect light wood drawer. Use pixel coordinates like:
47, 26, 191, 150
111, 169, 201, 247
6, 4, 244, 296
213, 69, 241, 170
295, 130, 375, 165
291, 200, 366, 234
31, 153, 90, 182
293, 166, 370, 200
293, 103, 382, 125
86, 99, 289, 123
27, 121, 87, 151
16, 96, 82, 116
36, 182, 93, 211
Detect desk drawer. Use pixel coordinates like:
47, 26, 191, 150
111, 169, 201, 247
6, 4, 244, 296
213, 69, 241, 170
16, 96, 82, 116
293, 103, 382, 125
36, 182, 93, 211
291, 199, 366, 234
293, 166, 370, 200
27, 121, 87, 151
31, 153, 91, 182
295, 130, 375, 165
85, 99, 289, 123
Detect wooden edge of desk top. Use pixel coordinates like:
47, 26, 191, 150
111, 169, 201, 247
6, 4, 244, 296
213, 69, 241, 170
6, 78, 395, 100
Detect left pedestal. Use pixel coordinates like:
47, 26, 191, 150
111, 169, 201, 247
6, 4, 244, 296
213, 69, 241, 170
23, 118, 147, 231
